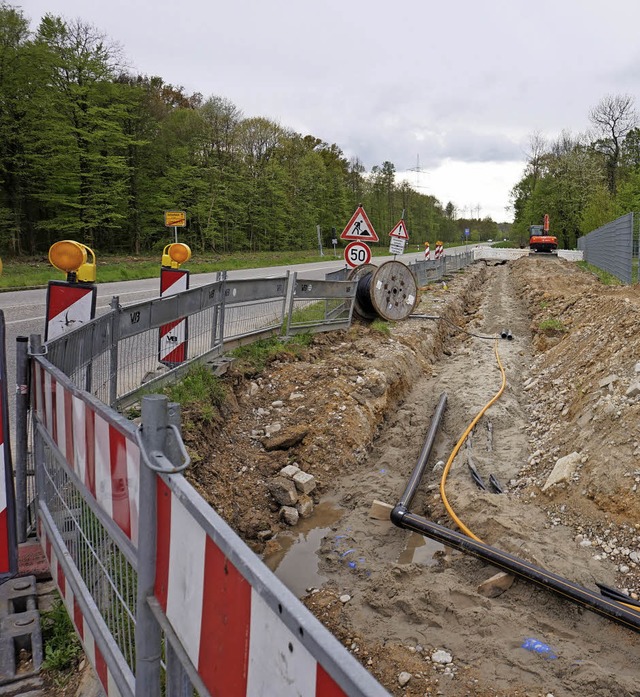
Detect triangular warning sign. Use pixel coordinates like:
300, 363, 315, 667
340, 206, 379, 242
389, 219, 409, 240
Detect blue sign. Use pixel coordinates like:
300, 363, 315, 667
464, 228, 470, 237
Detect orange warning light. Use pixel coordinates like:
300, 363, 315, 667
49, 241, 96, 283
162, 243, 191, 268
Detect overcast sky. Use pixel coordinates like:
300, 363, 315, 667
21, 0, 640, 222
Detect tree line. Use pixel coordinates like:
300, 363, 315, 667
0, 5, 501, 258
511, 94, 640, 248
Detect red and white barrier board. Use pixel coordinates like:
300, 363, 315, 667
45, 281, 97, 342
158, 268, 189, 367
434, 242, 444, 260
0, 311, 17, 580
424, 244, 430, 261
32, 361, 140, 547
155, 479, 349, 696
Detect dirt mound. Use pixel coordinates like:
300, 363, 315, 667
185, 257, 640, 697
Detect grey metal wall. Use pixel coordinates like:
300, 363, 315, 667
578, 213, 636, 283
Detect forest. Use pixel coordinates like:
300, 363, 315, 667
511, 94, 640, 249
0, 5, 504, 258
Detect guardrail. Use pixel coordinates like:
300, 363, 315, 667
44, 272, 356, 411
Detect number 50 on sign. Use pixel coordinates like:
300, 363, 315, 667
344, 241, 372, 268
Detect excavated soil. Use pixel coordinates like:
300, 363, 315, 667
183, 257, 640, 697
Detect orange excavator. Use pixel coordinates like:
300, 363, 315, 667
529, 213, 558, 254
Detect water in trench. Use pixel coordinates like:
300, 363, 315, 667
398, 532, 447, 565
263, 500, 343, 598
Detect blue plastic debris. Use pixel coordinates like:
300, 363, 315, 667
347, 561, 357, 569
340, 549, 355, 558
521, 638, 557, 659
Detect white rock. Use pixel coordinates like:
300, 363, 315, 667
279, 464, 300, 478
542, 451, 582, 491
289, 392, 305, 400
431, 649, 452, 664
398, 672, 412, 687
271, 400, 284, 408
265, 422, 282, 437
626, 383, 640, 398
339, 594, 351, 604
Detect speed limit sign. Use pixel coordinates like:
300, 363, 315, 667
344, 241, 372, 268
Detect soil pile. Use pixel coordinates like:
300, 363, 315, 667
183, 256, 640, 697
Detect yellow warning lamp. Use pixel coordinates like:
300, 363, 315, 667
161, 243, 191, 269
49, 240, 96, 283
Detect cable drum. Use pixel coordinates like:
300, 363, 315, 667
348, 260, 418, 321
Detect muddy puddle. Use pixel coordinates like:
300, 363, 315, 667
263, 500, 344, 597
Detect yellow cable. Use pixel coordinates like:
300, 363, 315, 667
438, 340, 640, 616
439, 339, 506, 543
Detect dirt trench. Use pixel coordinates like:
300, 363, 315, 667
185, 258, 640, 697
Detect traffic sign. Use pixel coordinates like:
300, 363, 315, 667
344, 241, 372, 268
464, 228, 470, 237
389, 219, 409, 240
165, 211, 187, 227
389, 238, 405, 255
340, 206, 379, 242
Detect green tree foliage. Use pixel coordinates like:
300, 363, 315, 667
0, 7, 488, 257
511, 95, 640, 246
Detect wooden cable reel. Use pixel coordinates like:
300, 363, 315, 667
348, 260, 418, 321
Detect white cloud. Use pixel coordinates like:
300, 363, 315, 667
397, 160, 526, 223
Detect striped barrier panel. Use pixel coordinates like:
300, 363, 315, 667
158, 267, 189, 367
31, 358, 140, 548
38, 514, 134, 697
152, 473, 390, 697
424, 243, 430, 260
434, 242, 444, 260
0, 311, 17, 581
44, 280, 97, 342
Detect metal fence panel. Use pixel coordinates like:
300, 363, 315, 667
287, 277, 356, 335
580, 212, 634, 283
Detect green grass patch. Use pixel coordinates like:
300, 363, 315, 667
232, 334, 313, 375
370, 318, 391, 335
577, 261, 623, 285
0, 250, 333, 290
41, 598, 82, 675
164, 364, 226, 423
539, 317, 566, 333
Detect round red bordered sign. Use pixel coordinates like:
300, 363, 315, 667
344, 241, 372, 268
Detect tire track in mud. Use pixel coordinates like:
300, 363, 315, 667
317, 262, 639, 697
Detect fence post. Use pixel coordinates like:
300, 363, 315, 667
28, 335, 46, 507
219, 270, 227, 348
135, 394, 166, 697
109, 297, 120, 408
284, 270, 296, 336
163, 401, 192, 697
14, 336, 29, 543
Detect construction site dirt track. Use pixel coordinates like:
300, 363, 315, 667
183, 256, 640, 697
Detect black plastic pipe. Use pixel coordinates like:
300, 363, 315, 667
397, 392, 447, 510
390, 402, 640, 633
390, 507, 640, 633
